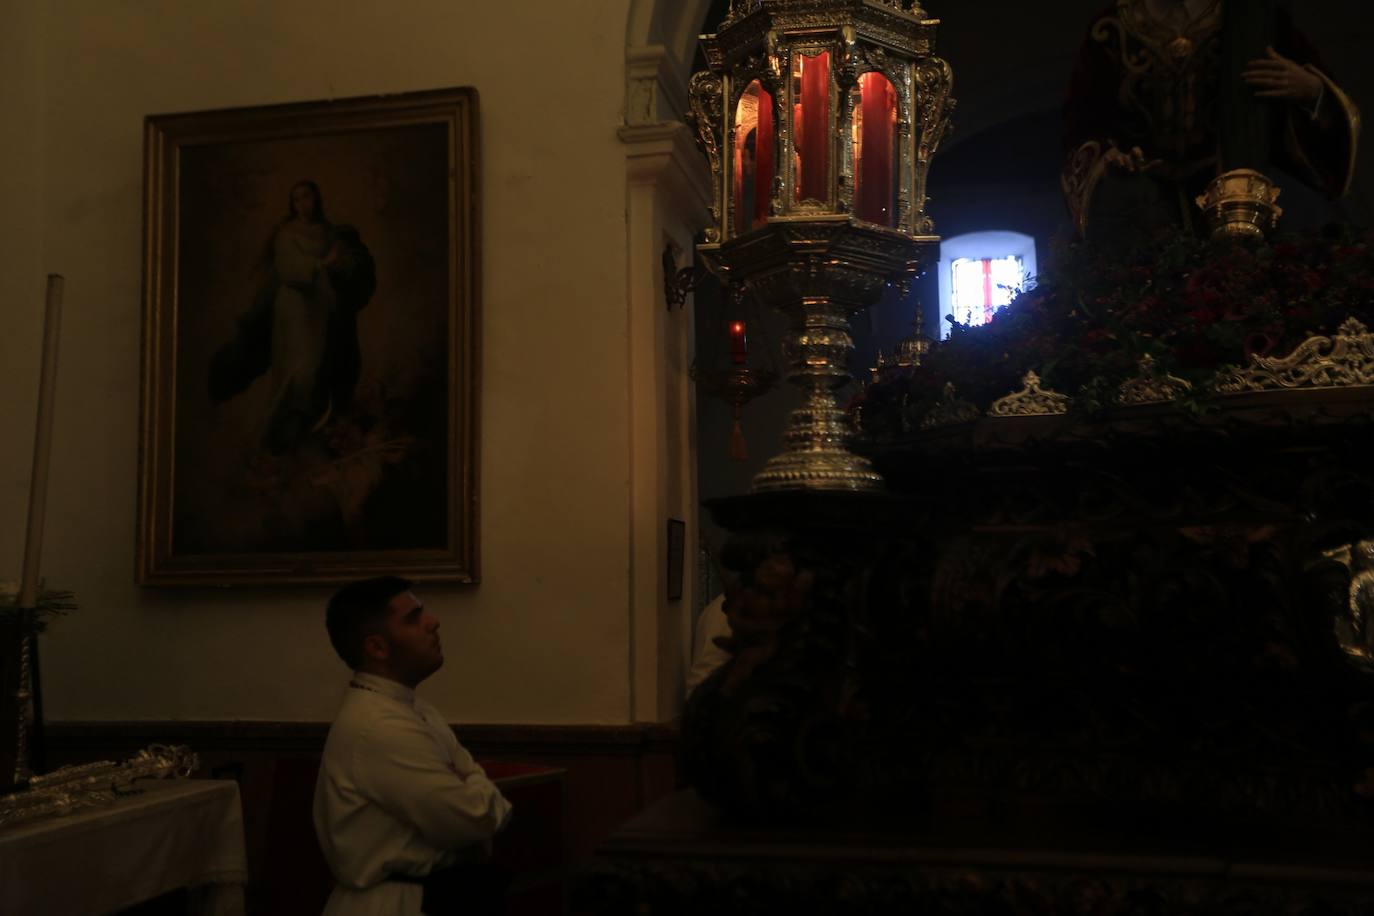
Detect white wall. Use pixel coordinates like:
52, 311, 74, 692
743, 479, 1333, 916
0, 0, 653, 724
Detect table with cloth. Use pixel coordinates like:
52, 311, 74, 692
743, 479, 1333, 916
0, 779, 247, 916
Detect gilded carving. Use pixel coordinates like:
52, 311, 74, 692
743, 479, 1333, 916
837, 25, 859, 87
0, 744, 200, 828
766, 30, 783, 82
687, 71, 725, 230
1322, 540, 1374, 674
1062, 140, 1107, 238
721, 0, 760, 29
1116, 354, 1192, 405
912, 56, 954, 235
1214, 318, 1374, 393
989, 371, 1070, 417
710, 5, 936, 62
920, 382, 980, 429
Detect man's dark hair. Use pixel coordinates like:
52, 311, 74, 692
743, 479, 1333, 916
325, 576, 413, 669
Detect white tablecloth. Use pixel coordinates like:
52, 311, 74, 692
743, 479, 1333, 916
0, 779, 247, 916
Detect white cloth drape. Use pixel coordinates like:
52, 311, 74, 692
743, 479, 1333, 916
0, 779, 247, 916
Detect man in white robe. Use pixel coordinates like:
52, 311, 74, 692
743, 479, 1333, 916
314, 576, 512, 916
686, 594, 732, 695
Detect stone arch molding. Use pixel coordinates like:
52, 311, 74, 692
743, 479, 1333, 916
625, 0, 713, 126
620, 0, 714, 723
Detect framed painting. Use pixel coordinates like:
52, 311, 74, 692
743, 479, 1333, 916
138, 88, 480, 586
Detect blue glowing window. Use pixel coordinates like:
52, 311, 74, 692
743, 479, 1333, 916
938, 231, 1036, 339
950, 255, 1025, 327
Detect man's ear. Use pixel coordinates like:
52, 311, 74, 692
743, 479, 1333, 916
362, 632, 389, 663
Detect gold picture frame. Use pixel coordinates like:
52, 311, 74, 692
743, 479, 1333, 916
138, 88, 480, 586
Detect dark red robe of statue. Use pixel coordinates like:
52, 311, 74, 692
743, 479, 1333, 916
1061, 0, 1359, 240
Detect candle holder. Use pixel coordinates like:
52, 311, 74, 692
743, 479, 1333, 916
692, 362, 777, 461
692, 287, 779, 461
7, 274, 66, 792
3, 586, 74, 792
11, 617, 34, 787
688, 0, 953, 491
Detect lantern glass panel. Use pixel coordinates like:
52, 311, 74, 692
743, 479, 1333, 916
791, 50, 832, 205
733, 80, 775, 235
851, 71, 900, 227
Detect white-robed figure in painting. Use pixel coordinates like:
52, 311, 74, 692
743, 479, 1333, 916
209, 179, 376, 454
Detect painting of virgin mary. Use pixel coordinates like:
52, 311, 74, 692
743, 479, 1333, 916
140, 89, 479, 585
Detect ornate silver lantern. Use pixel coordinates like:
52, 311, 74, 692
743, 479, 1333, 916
688, 0, 953, 491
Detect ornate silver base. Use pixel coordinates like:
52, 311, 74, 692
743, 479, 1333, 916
12, 630, 33, 786
752, 443, 884, 491
753, 303, 883, 492
701, 219, 936, 494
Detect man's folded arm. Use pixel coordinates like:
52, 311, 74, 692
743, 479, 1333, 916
353, 716, 513, 850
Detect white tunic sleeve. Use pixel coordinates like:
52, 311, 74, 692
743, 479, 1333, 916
352, 710, 513, 851
686, 595, 733, 694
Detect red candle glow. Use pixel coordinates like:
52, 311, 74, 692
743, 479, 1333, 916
729, 321, 748, 364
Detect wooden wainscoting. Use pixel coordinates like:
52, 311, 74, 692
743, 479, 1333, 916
44, 721, 681, 915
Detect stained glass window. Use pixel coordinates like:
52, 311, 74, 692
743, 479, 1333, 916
937, 232, 1037, 339
949, 255, 1024, 327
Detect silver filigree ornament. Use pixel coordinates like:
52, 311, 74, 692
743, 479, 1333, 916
920, 382, 981, 429
1214, 318, 1374, 393
989, 371, 1070, 417
1116, 354, 1193, 405
0, 744, 199, 828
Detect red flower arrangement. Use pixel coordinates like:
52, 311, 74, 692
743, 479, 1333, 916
857, 226, 1374, 441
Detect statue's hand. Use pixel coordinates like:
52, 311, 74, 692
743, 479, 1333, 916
1242, 46, 1323, 107
1103, 144, 1161, 174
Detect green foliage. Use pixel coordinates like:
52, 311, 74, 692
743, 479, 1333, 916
0, 590, 77, 635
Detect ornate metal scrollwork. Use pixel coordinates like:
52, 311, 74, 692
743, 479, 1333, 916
687, 71, 725, 236
989, 371, 1070, 417
920, 382, 980, 429
1062, 140, 1107, 238
1323, 540, 1374, 674
0, 744, 200, 828
911, 56, 954, 235
1215, 318, 1374, 393
836, 25, 860, 87
1116, 354, 1192, 405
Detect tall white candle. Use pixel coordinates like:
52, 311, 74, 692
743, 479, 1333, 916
17, 275, 64, 609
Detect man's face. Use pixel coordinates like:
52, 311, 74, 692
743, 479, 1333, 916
377, 591, 443, 686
